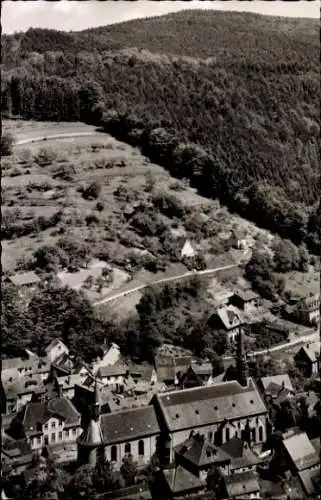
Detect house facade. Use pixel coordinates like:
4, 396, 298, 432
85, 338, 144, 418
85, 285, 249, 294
294, 342, 320, 377
294, 293, 320, 326
207, 306, 246, 344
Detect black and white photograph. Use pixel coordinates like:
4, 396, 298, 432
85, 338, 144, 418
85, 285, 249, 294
1, 1, 320, 498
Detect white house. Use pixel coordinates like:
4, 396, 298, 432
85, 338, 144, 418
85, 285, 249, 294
181, 239, 196, 259
45, 339, 69, 364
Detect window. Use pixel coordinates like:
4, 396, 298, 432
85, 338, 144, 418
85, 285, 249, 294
251, 428, 256, 443
208, 431, 213, 442
51, 433, 56, 442
125, 443, 131, 454
58, 432, 63, 441
44, 437, 49, 445
72, 429, 77, 436
259, 427, 263, 442
225, 428, 230, 442
138, 440, 145, 456
51, 421, 56, 428
234, 431, 238, 438
111, 445, 117, 462
44, 424, 48, 431
37, 437, 41, 444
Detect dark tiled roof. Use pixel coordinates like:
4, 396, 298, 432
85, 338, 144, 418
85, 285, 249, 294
162, 465, 204, 494
3, 374, 45, 400
157, 378, 267, 432
175, 434, 231, 468
97, 364, 128, 377
2, 357, 38, 372
100, 406, 160, 444
16, 403, 55, 436
220, 438, 261, 470
47, 397, 80, 426
191, 362, 213, 377
225, 470, 260, 497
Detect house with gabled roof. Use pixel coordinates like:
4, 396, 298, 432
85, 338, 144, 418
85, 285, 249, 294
277, 430, 320, 497
207, 305, 246, 344
45, 339, 69, 364
223, 470, 260, 499
5, 271, 41, 289
156, 465, 205, 499
294, 341, 320, 377
174, 433, 231, 480
180, 239, 196, 259
8, 396, 81, 452
258, 374, 295, 407
230, 290, 261, 313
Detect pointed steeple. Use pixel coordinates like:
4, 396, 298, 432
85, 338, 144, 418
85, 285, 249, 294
236, 330, 248, 387
92, 378, 101, 421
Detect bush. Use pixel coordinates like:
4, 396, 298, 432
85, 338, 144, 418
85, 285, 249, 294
1, 133, 14, 156
82, 181, 101, 200
96, 201, 105, 212
35, 147, 57, 166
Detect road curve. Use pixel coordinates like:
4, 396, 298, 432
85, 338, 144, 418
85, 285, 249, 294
222, 329, 318, 362
15, 131, 103, 146
93, 263, 238, 307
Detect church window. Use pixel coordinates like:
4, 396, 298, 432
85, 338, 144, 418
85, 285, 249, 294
125, 442, 131, 454
138, 440, 144, 456
225, 428, 230, 442
208, 431, 213, 441
259, 427, 263, 442
111, 445, 117, 462
251, 428, 256, 442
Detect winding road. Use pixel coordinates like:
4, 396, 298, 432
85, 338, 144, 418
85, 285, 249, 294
12, 126, 316, 359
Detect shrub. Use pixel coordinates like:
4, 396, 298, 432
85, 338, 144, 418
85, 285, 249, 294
86, 213, 99, 226
82, 181, 101, 200
96, 201, 105, 212
1, 133, 15, 156
35, 147, 58, 166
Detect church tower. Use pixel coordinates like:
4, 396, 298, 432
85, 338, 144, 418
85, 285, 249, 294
236, 330, 248, 387
77, 379, 103, 467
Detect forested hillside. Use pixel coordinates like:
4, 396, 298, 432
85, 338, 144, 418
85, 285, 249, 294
1, 11, 320, 252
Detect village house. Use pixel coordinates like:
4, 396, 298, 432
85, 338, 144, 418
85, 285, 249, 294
223, 470, 260, 499
44, 339, 69, 365
92, 343, 126, 374
128, 362, 158, 385
229, 229, 249, 251
174, 433, 232, 480
1, 374, 46, 415
258, 374, 295, 406
56, 374, 83, 399
276, 429, 320, 498
207, 305, 246, 344
294, 341, 320, 377
8, 396, 82, 452
180, 238, 196, 259
293, 292, 320, 326
178, 362, 213, 390
230, 290, 261, 313
155, 465, 205, 499
1, 437, 33, 476
4, 271, 41, 293
96, 364, 128, 391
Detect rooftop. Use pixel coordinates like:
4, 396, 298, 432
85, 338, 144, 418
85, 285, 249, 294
157, 378, 267, 432
296, 341, 321, 363
100, 405, 160, 444
175, 433, 231, 468
283, 431, 320, 472
97, 364, 128, 378
47, 397, 80, 426
260, 374, 294, 394
215, 306, 245, 330
162, 465, 204, 494
225, 470, 260, 497
220, 437, 262, 470
7, 271, 41, 287
234, 289, 260, 302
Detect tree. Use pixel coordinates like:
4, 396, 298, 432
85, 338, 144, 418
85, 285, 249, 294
1, 133, 14, 156
120, 454, 137, 487
273, 239, 299, 272
65, 465, 96, 500
33, 244, 68, 273
206, 466, 224, 497
93, 457, 119, 493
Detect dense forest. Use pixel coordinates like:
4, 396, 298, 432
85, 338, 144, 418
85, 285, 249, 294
1, 10, 320, 252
